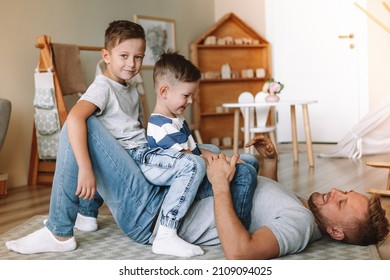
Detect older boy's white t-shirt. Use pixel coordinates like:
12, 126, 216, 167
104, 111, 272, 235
79, 75, 147, 149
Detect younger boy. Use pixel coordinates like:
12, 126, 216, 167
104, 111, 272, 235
147, 50, 218, 256
147, 50, 258, 254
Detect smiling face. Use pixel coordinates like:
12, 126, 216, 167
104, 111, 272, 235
308, 188, 369, 241
157, 80, 199, 117
102, 38, 145, 85
152, 50, 201, 118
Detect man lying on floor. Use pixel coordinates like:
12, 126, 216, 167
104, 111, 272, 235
6, 129, 389, 259
197, 136, 389, 259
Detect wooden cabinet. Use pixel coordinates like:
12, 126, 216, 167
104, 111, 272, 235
190, 13, 271, 148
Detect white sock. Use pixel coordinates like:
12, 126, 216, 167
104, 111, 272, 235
5, 227, 77, 254
152, 225, 204, 257
74, 213, 98, 232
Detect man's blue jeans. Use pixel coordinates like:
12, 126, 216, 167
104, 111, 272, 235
45, 116, 257, 244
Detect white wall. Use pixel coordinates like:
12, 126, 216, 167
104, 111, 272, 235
367, 1, 390, 106
214, 0, 266, 36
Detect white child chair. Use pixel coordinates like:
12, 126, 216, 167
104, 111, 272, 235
238, 91, 277, 154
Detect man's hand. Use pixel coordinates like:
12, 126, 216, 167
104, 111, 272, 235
200, 148, 244, 164
205, 153, 239, 193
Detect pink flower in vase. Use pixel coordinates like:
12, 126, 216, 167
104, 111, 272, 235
269, 82, 281, 94
262, 78, 284, 95
262, 78, 284, 102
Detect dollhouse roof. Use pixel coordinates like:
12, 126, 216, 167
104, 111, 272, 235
191, 12, 268, 46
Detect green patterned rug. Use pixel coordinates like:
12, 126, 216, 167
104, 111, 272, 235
0, 215, 380, 260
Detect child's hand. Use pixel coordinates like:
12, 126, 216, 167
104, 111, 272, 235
75, 168, 97, 200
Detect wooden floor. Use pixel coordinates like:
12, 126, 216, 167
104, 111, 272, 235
1, 143, 389, 235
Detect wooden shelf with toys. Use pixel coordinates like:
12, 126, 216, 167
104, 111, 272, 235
196, 44, 269, 49
190, 13, 271, 148
200, 77, 266, 83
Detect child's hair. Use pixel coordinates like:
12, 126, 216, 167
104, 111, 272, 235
153, 50, 201, 86
104, 20, 145, 50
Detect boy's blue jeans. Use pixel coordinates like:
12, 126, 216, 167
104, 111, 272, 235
129, 146, 206, 229
45, 116, 257, 244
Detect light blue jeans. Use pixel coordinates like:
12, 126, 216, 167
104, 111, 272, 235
129, 146, 206, 229
45, 116, 257, 244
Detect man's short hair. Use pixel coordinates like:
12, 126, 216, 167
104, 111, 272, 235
345, 194, 389, 246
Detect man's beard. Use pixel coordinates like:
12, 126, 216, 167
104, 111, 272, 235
308, 193, 326, 230
307, 193, 317, 212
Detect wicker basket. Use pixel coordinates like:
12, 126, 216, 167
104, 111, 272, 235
0, 173, 8, 198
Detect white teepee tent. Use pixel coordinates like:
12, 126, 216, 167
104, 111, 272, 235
319, 93, 390, 159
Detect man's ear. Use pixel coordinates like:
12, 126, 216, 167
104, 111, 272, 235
326, 227, 345, 241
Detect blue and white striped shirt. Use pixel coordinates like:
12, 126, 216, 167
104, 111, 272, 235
147, 114, 201, 155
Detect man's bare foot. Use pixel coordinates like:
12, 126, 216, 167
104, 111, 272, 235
245, 135, 277, 159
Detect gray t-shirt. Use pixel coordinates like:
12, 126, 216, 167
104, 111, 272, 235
79, 75, 147, 149
176, 176, 322, 257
